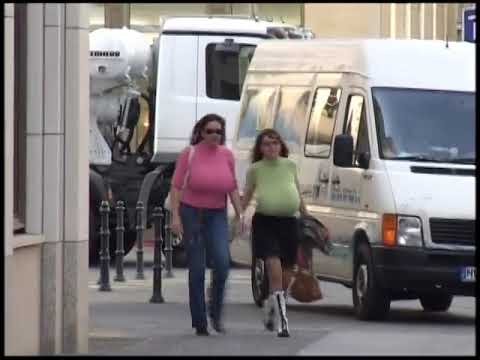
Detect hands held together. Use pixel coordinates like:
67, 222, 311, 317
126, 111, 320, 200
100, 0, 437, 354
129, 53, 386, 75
234, 213, 248, 237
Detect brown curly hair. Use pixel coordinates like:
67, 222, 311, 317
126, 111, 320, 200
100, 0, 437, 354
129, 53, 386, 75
251, 128, 289, 163
190, 113, 226, 145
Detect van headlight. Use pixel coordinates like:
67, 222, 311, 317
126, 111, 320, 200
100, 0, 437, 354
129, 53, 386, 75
397, 216, 423, 247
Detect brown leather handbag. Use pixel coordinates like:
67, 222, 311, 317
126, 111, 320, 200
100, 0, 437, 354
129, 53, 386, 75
289, 268, 323, 303
283, 247, 323, 303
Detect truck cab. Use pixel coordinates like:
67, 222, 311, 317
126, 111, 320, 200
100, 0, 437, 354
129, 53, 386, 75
88, 16, 307, 264
151, 16, 303, 162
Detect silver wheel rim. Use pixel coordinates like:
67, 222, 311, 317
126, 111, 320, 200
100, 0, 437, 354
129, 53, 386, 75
356, 264, 368, 304
254, 259, 265, 297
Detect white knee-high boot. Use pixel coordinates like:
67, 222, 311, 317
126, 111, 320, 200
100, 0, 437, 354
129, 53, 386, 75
285, 273, 295, 305
273, 290, 290, 337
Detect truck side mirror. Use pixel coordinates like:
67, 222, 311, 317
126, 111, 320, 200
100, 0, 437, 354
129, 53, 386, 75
333, 134, 353, 167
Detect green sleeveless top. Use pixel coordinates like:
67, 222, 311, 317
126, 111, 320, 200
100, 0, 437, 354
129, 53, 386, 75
245, 157, 300, 217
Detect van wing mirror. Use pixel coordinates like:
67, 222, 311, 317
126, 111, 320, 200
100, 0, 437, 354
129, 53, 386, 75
357, 152, 371, 169
215, 39, 240, 54
333, 134, 354, 167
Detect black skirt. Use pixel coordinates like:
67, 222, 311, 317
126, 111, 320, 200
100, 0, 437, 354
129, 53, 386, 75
251, 212, 299, 267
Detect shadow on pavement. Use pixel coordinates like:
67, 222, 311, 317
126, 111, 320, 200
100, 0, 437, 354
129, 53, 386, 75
287, 303, 475, 325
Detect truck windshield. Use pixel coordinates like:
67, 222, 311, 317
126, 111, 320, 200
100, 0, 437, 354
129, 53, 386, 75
372, 88, 475, 164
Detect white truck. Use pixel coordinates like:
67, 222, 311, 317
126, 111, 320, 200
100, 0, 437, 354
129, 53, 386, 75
88, 16, 309, 264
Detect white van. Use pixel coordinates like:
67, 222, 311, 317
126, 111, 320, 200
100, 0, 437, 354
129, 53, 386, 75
230, 39, 476, 320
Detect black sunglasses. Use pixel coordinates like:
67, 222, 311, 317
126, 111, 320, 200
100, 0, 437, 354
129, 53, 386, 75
204, 129, 223, 135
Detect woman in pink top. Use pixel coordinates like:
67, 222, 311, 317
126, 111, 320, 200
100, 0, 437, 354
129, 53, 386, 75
170, 114, 242, 336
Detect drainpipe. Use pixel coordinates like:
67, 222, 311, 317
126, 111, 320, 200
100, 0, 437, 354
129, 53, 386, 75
300, 4, 305, 27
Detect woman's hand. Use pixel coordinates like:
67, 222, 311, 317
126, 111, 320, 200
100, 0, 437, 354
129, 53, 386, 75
239, 213, 249, 236
231, 213, 246, 239
295, 175, 309, 218
236, 214, 244, 236
299, 205, 309, 217
171, 213, 183, 239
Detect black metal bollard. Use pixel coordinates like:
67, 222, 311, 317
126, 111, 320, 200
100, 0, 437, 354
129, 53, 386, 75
135, 201, 146, 279
114, 200, 126, 282
150, 207, 165, 303
163, 209, 174, 278
99, 201, 112, 291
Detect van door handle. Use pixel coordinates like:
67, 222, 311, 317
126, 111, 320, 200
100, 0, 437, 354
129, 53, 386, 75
319, 175, 329, 184
362, 173, 373, 180
331, 176, 340, 185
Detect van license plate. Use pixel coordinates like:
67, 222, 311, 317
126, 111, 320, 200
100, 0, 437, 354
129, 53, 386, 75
460, 267, 476, 282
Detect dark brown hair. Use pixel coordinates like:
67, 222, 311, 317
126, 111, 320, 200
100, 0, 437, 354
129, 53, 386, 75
251, 128, 289, 163
190, 113, 226, 145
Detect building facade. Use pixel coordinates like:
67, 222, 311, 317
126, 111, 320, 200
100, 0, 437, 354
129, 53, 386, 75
89, 3, 474, 41
4, 3, 90, 355
87, 3, 474, 151
305, 3, 473, 41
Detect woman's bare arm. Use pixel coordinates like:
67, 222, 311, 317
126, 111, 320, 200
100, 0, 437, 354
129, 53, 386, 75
295, 174, 308, 216
241, 186, 255, 211
229, 189, 243, 218
169, 186, 183, 238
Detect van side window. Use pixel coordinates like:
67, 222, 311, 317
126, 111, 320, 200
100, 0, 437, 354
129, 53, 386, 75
237, 87, 277, 142
304, 88, 341, 158
273, 87, 310, 150
206, 43, 256, 101
344, 95, 370, 167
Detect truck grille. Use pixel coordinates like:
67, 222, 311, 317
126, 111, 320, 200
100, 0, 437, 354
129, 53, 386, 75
429, 218, 476, 246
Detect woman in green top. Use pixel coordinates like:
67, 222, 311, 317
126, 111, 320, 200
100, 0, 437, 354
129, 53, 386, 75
242, 129, 308, 338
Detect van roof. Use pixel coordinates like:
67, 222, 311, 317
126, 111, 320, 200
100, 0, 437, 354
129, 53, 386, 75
162, 16, 295, 36
249, 39, 475, 91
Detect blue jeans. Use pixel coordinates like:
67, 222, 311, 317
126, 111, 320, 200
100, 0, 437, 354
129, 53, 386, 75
180, 203, 230, 329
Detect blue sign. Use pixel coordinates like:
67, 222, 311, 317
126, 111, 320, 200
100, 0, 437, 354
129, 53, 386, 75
463, 8, 476, 42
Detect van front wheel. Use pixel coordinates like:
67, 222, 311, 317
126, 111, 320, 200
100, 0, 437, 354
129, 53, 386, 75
353, 243, 390, 320
419, 294, 453, 312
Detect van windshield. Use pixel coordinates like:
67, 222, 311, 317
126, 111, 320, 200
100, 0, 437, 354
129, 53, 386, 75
372, 88, 475, 164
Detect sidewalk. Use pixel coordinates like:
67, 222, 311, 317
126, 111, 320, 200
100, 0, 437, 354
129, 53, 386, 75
86, 258, 476, 356
86, 259, 327, 356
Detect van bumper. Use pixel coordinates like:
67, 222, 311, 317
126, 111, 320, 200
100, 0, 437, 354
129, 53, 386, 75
371, 246, 476, 296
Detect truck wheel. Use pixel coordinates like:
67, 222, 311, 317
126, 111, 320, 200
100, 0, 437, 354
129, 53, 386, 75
121, 229, 137, 257
353, 243, 390, 320
419, 294, 453, 312
172, 248, 188, 268
120, 205, 137, 257
88, 202, 118, 265
251, 252, 269, 307
107, 211, 136, 263
89, 208, 100, 265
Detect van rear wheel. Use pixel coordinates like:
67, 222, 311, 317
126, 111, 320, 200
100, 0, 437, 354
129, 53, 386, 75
251, 253, 269, 307
353, 243, 390, 320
